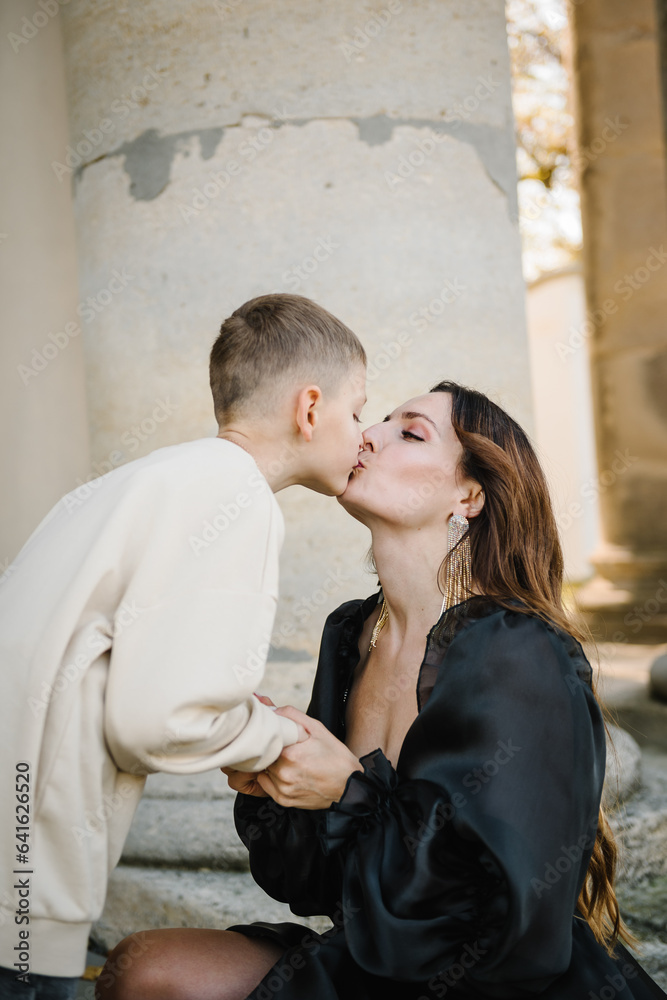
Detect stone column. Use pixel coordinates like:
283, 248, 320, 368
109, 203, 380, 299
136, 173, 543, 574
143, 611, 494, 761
569, 0, 667, 641
0, 1, 90, 569
59, 0, 529, 652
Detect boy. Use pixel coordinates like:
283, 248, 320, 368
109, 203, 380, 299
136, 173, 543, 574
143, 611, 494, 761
0, 294, 367, 992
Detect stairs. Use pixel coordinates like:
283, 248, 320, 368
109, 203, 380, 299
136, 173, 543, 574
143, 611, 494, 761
88, 645, 667, 992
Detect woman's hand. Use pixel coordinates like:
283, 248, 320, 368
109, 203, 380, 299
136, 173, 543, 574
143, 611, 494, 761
256, 706, 363, 810
220, 694, 310, 796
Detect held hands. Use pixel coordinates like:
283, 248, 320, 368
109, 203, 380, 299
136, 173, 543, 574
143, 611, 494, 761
221, 694, 309, 797
260, 705, 362, 810
222, 702, 362, 809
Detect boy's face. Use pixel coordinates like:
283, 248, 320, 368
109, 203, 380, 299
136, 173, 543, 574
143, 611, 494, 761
306, 365, 367, 496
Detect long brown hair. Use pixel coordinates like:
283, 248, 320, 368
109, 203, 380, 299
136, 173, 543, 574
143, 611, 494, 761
431, 379, 637, 955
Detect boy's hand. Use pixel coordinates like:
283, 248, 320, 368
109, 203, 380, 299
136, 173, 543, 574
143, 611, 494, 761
221, 767, 269, 797
255, 692, 309, 743
257, 706, 362, 809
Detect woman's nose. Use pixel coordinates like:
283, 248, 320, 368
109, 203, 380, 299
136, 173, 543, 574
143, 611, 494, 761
361, 425, 379, 451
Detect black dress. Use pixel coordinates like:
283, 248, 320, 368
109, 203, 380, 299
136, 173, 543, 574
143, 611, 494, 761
229, 594, 667, 999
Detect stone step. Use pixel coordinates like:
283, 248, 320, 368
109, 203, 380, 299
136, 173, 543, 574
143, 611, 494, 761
122, 797, 246, 870
92, 866, 332, 956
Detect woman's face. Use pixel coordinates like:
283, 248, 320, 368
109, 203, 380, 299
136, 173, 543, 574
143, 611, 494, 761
338, 391, 482, 530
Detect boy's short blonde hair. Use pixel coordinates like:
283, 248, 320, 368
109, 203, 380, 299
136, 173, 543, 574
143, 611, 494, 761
210, 294, 366, 423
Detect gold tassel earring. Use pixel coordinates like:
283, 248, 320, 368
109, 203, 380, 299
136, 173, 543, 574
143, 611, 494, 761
443, 514, 472, 611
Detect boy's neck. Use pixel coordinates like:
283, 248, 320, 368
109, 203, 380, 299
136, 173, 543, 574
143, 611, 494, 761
217, 427, 300, 493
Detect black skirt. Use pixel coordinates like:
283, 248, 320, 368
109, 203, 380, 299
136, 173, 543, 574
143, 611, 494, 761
228, 917, 666, 1000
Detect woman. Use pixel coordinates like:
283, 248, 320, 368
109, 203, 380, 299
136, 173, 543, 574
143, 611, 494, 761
99, 381, 667, 1000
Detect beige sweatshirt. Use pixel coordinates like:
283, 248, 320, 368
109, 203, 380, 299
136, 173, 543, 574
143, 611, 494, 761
0, 438, 299, 977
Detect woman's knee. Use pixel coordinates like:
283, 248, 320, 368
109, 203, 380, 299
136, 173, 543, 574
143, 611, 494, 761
95, 931, 156, 1000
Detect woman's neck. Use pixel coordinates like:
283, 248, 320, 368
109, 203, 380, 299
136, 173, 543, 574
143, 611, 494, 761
369, 525, 450, 643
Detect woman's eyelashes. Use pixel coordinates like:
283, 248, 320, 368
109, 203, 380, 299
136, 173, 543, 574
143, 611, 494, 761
401, 430, 424, 441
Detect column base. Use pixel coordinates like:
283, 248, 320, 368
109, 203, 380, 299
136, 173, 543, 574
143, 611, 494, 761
574, 545, 667, 643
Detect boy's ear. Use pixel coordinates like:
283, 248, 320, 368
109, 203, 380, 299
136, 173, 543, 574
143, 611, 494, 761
295, 385, 322, 442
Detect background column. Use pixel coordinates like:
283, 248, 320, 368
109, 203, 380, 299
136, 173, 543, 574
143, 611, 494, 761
570, 0, 667, 642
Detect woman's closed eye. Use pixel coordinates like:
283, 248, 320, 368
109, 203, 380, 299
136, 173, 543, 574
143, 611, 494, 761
402, 430, 424, 441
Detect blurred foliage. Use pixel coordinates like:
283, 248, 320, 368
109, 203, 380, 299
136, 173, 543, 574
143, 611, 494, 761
505, 0, 582, 281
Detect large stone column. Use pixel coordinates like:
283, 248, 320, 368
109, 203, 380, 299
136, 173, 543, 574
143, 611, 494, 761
569, 0, 667, 641
0, 1, 90, 569
59, 0, 529, 653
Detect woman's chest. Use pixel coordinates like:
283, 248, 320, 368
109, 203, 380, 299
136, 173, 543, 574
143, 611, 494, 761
343, 649, 421, 768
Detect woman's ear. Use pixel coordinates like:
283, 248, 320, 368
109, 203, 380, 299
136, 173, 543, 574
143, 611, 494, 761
295, 385, 322, 442
464, 484, 485, 519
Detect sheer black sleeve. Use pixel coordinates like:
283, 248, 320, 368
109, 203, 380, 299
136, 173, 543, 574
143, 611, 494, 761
319, 608, 606, 995
234, 794, 344, 917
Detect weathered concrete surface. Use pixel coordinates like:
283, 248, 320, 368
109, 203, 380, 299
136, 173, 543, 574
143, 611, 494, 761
603, 723, 642, 811
92, 866, 332, 955
595, 641, 667, 750
59, 1, 513, 155
570, 0, 667, 641
57, 0, 529, 653
122, 797, 246, 870
609, 746, 667, 988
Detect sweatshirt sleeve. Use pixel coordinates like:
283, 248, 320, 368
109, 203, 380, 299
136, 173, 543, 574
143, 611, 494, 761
102, 453, 299, 775
317, 610, 606, 994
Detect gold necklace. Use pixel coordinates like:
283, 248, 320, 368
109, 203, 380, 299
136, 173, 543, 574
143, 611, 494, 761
368, 593, 448, 653
368, 600, 389, 651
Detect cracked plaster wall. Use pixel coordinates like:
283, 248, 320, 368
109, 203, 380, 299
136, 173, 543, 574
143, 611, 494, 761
59, 0, 530, 651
